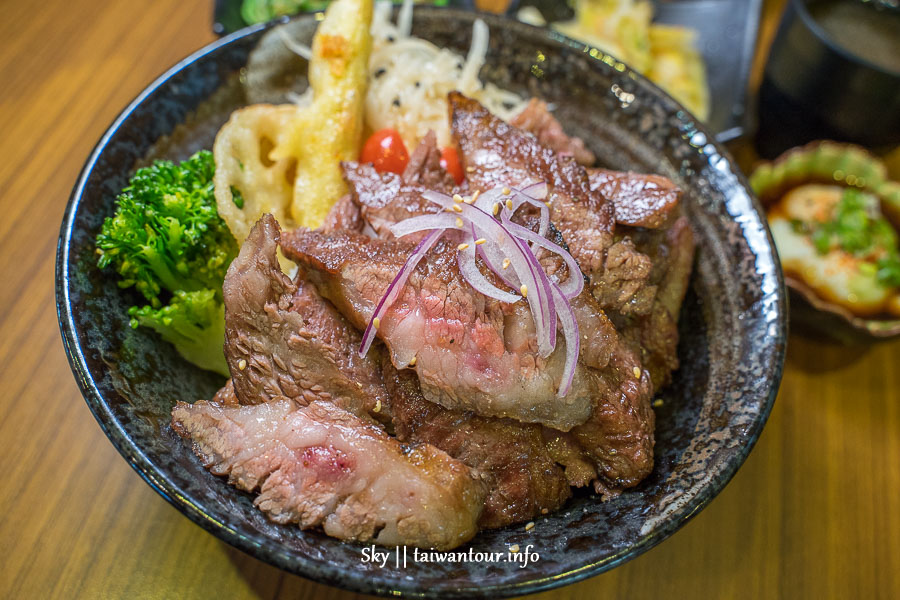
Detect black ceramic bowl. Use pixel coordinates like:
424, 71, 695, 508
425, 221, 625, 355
56, 8, 785, 598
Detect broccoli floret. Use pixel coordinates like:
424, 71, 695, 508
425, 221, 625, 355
129, 290, 229, 376
96, 151, 237, 307
96, 151, 236, 376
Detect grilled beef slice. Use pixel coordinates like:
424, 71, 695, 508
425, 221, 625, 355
510, 97, 596, 166
281, 226, 655, 492
615, 216, 695, 391
222, 214, 389, 420
382, 358, 576, 528
172, 398, 484, 549
588, 168, 682, 229
449, 92, 654, 315
280, 228, 596, 431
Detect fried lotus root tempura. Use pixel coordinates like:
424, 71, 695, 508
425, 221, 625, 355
213, 104, 298, 244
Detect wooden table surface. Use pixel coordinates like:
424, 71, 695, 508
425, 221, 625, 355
2, 1, 898, 598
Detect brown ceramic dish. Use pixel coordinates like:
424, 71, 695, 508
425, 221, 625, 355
56, 8, 785, 597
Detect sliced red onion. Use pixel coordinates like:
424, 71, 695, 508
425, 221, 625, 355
389, 212, 464, 238
457, 226, 521, 304
519, 180, 548, 199
476, 242, 518, 289
473, 182, 550, 245
358, 228, 444, 358
549, 280, 579, 396
515, 236, 556, 354
501, 215, 585, 299
366, 185, 581, 397
424, 191, 554, 356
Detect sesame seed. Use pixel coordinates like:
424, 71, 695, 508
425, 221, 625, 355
509, 544, 520, 554
475, 238, 486, 245
541, 508, 549, 515
455, 217, 464, 227
520, 284, 528, 298
633, 366, 641, 378
506, 199, 513, 210
466, 166, 475, 173
502, 258, 511, 269
653, 398, 664, 408
373, 317, 381, 329
392, 98, 401, 107
471, 190, 481, 202
492, 203, 500, 215
374, 399, 382, 413
525, 521, 535, 531
502, 187, 511, 195
452, 204, 463, 213
463, 195, 475, 204
356, 382, 363, 388
238, 359, 247, 371
408, 356, 417, 366
458, 243, 470, 251
452, 194, 463, 203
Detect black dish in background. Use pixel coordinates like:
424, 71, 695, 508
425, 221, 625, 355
58, 8, 785, 598
756, 0, 900, 158
213, 0, 761, 142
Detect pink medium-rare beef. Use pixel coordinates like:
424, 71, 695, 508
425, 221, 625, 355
510, 98, 596, 166
449, 93, 654, 315
402, 129, 459, 189
321, 193, 364, 233
223, 214, 390, 419
342, 162, 441, 241
341, 132, 460, 242
281, 226, 656, 489
280, 228, 597, 431
377, 287, 654, 499
588, 168, 682, 229
171, 398, 484, 549
382, 359, 576, 529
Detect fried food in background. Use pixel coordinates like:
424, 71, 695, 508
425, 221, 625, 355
550, 0, 710, 120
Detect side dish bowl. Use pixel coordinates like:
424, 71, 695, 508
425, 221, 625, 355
751, 141, 900, 342
56, 8, 785, 598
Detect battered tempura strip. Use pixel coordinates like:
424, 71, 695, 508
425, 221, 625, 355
214, 0, 373, 241
274, 0, 373, 229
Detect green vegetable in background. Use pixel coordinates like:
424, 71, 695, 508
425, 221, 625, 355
239, 0, 447, 25
241, 0, 331, 24
808, 188, 900, 289
96, 150, 237, 376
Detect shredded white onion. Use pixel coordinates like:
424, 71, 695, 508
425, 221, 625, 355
278, 0, 527, 149
367, 0, 526, 149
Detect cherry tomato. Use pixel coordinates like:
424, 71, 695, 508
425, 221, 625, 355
440, 146, 465, 185
361, 129, 409, 175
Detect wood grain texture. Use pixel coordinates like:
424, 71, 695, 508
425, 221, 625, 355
1, 0, 898, 598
